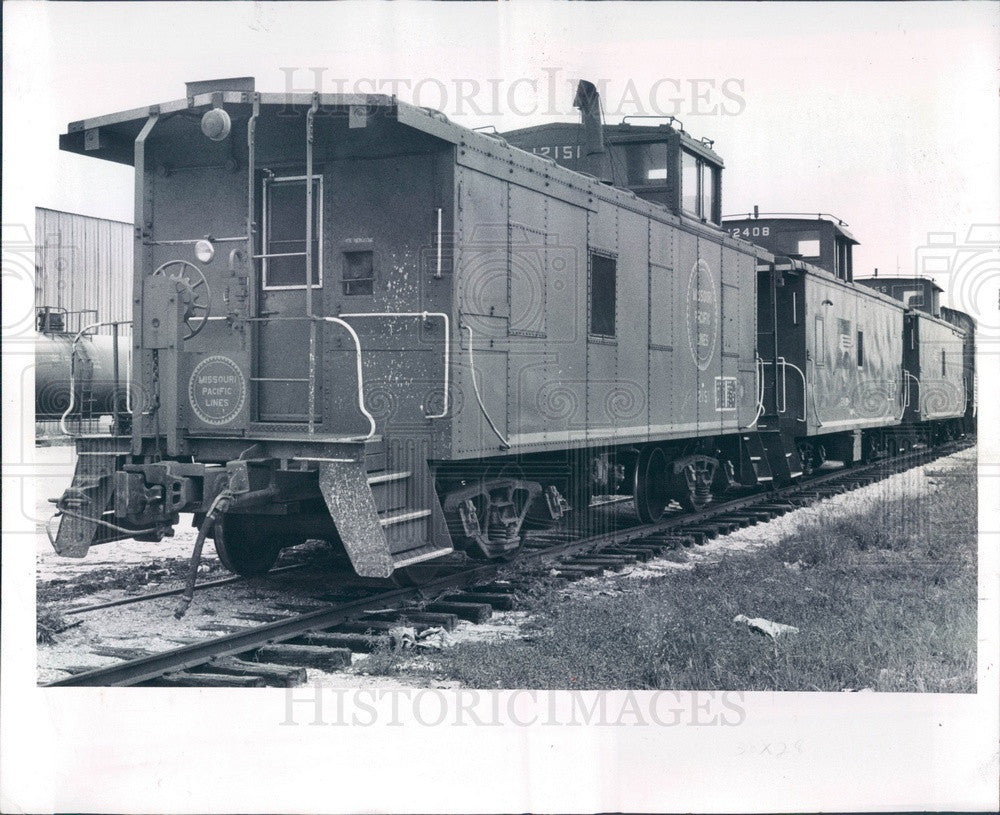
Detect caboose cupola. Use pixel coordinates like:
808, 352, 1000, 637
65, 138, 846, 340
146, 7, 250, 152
722, 212, 857, 282
502, 82, 724, 223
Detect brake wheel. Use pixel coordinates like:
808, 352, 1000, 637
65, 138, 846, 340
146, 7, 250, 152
152, 259, 212, 339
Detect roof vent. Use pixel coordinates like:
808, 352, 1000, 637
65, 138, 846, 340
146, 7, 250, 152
186, 77, 255, 98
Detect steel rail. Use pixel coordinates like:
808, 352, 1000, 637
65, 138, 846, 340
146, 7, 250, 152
43, 438, 970, 687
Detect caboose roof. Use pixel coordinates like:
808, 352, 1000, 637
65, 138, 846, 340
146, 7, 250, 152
723, 213, 858, 245
854, 275, 944, 293
59, 79, 771, 259
60, 89, 464, 165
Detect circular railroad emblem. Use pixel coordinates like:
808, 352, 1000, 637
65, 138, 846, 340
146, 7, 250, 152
685, 258, 719, 371
188, 355, 246, 426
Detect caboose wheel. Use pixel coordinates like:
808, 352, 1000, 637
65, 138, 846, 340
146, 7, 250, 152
213, 514, 283, 576
634, 446, 669, 523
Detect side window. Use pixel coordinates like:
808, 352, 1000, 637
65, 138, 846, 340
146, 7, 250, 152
589, 252, 616, 337
702, 164, 718, 224
681, 151, 699, 215
615, 141, 669, 185
342, 250, 374, 296
814, 315, 826, 365
797, 233, 821, 258
941, 348, 946, 377
857, 330, 865, 368
681, 150, 722, 224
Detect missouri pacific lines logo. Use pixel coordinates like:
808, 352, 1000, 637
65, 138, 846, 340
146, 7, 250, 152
188, 355, 246, 425
686, 258, 718, 371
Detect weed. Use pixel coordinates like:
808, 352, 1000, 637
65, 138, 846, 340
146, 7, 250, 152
358, 456, 977, 691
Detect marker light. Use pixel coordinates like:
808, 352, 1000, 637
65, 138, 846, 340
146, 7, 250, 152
195, 239, 215, 263
201, 108, 232, 141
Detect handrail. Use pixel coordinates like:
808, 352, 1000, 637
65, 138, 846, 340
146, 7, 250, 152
740, 355, 765, 430
312, 316, 376, 440
60, 320, 133, 436
779, 357, 808, 423
759, 359, 787, 415
339, 311, 450, 419
462, 324, 510, 449
903, 370, 919, 419
722, 211, 850, 227
305, 94, 319, 434
777, 357, 788, 414
435, 208, 443, 279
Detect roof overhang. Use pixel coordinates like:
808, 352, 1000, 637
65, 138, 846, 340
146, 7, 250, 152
60, 90, 469, 166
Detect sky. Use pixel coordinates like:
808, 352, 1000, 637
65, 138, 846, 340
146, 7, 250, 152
3, 0, 998, 304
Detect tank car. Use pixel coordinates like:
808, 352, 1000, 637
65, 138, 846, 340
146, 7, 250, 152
35, 307, 131, 423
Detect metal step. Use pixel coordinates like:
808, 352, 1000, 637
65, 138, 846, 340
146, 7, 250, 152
368, 470, 411, 513
392, 542, 454, 570
367, 470, 411, 486
379, 508, 432, 527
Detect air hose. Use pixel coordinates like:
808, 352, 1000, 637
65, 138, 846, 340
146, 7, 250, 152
173, 490, 233, 619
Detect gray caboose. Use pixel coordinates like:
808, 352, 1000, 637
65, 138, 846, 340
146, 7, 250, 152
725, 215, 970, 463
52, 77, 783, 579
857, 276, 971, 441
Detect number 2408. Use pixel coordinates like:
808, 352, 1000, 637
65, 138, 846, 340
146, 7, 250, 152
731, 226, 770, 238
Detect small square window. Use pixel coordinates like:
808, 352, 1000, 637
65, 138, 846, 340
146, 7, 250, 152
797, 239, 821, 258
343, 251, 374, 296
589, 253, 616, 337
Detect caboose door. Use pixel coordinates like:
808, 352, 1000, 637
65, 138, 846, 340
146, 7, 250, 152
254, 175, 324, 423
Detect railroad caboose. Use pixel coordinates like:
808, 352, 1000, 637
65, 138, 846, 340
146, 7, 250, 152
52, 77, 785, 578
855, 276, 971, 441
725, 216, 971, 460
940, 305, 977, 433
722, 214, 910, 467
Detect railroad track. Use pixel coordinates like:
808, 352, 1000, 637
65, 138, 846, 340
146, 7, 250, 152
43, 439, 972, 688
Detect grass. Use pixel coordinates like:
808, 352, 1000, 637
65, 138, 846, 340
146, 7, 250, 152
356, 456, 978, 691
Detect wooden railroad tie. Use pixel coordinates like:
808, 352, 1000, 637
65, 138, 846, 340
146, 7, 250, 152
202, 657, 307, 687
253, 644, 352, 671
423, 601, 493, 623
442, 592, 517, 611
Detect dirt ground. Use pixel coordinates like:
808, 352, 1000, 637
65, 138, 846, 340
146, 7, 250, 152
36, 443, 977, 687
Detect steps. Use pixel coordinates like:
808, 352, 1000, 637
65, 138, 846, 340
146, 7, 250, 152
318, 452, 453, 577
744, 430, 804, 486
758, 430, 804, 484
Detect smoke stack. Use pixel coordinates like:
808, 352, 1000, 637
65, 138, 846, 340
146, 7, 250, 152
573, 80, 607, 181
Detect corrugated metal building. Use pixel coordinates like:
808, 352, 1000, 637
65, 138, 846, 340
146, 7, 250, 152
34, 207, 132, 334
